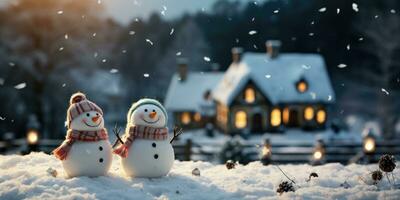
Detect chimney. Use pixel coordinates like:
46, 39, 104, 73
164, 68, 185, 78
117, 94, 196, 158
266, 40, 281, 59
231, 47, 243, 63
177, 57, 188, 81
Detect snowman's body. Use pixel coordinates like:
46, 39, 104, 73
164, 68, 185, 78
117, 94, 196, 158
122, 139, 174, 177
118, 99, 175, 178
62, 140, 112, 177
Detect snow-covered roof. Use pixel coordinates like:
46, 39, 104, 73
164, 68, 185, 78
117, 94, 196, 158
212, 53, 336, 105
165, 72, 224, 112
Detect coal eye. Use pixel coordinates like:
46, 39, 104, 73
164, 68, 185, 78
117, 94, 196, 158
86, 113, 90, 117
152, 109, 155, 112
96, 113, 99, 116
144, 109, 148, 112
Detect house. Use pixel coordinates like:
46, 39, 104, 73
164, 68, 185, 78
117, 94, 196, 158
165, 40, 335, 135
164, 58, 224, 129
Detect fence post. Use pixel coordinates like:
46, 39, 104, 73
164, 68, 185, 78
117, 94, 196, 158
184, 139, 192, 161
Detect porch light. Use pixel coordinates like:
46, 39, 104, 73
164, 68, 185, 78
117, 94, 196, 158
194, 112, 201, 122
363, 129, 376, 154
235, 111, 247, 129
312, 139, 325, 164
304, 106, 314, 121
270, 108, 281, 127
27, 129, 39, 145
316, 109, 326, 124
282, 107, 290, 124
181, 112, 191, 125
297, 80, 308, 93
244, 87, 255, 103
260, 139, 272, 165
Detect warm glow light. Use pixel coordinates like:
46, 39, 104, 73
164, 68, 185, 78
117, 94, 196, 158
262, 146, 271, 156
313, 150, 323, 160
244, 87, 255, 103
304, 106, 314, 121
297, 81, 308, 93
235, 111, 247, 129
283, 107, 290, 124
316, 109, 326, 124
194, 112, 201, 122
364, 137, 376, 153
27, 130, 39, 145
270, 108, 281, 126
217, 105, 228, 124
181, 112, 191, 125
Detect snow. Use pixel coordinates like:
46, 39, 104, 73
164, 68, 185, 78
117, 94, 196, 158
164, 72, 223, 112
0, 152, 399, 200
212, 53, 336, 106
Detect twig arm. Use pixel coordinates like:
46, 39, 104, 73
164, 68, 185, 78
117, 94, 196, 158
112, 124, 124, 148
170, 126, 183, 144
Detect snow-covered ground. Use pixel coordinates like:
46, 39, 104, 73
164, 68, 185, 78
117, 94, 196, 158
0, 153, 399, 200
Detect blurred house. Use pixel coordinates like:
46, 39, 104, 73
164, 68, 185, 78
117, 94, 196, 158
165, 40, 335, 135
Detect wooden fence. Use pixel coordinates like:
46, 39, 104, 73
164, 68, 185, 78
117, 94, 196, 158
1, 138, 399, 164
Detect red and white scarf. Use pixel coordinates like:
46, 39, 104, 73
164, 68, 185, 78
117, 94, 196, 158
52, 128, 108, 160
113, 125, 168, 158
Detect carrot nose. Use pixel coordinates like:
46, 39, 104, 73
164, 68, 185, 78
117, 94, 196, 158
92, 116, 100, 122
149, 111, 157, 119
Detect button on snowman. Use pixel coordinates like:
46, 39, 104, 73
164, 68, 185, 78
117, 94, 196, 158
53, 92, 112, 177
114, 98, 174, 178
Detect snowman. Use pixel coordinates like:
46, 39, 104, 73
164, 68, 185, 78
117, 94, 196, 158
113, 98, 175, 178
53, 92, 112, 177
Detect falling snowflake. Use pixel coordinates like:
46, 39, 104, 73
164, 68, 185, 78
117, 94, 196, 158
352, 3, 359, 12
319, 7, 326, 12
92, 33, 97, 37
143, 73, 150, 78
97, 0, 101, 4
64, 34, 69, 39
0, 116, 5, 120
374, 15, 379, 19
8, 62, 15, 67
110, 69, 119, 74
145, 39, 153, 45
309, 32, 314, 36
302, 64, 311, 69
273, 9, 279, 14
102, 59, 107, 63
129, 31, 135, 35
62, 83, 66, 87
346, 44, 350, 50
58, 47, 64, 51
14, 82, 26, 90
253, 44, 258, 49
176, 52, 182, 56
337, 8, 340, 14
328, 95, 332, 101
337, 64, 347, 68
390, 9, 396, 14
310, 92, 316, 99
161, 5, 167, 15
170, 28, 174, 35
358, 37, 364, 41
204, 57, 211, 62
122, 49, 127, 53
0, 78, 4, 85
265, 74, 271, 79
251, 17, 255, 21
94, 52, 98, 58
381, 88, 389, 95
248, 30, 257, 35
57, 10, 63, 15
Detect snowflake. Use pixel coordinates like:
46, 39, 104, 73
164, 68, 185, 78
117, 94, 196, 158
249, 30, 257, 35
110, 69, 119, 74
176, 52, 182, 56
8, 62, 15, 67
170, 28, 174, 35
273, 10, 279, 14
265, 74, 271, 79
145, 39, 153, 45
337, 64, 347, 68
58, 47, 64, 51
381, 88, 389, 95
14, 82, 26, 90
203, 57, 211, 62
319, 7, 326, 12
337, 8, 340, 14
352, 3, 359, 12
129, 31, 135, 35
144, 73, 150, 78
57, 10, 63, 15
64, 34, 69, 39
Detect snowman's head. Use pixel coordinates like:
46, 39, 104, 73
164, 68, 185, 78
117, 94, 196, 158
70, 111, 104, 131
66, 92, 104, 131
128, 98, 167, 128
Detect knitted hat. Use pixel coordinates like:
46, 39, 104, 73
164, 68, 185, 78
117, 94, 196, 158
127, 98, 168, 125
66, 92, 103, 128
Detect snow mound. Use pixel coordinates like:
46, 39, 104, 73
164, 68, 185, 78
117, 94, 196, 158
0, 153, 399, 200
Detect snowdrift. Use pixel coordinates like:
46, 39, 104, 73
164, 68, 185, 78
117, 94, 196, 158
0, 152, 399, 200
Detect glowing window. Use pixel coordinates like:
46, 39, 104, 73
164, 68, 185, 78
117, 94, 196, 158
316, 109, 326, 124
270, 108, 281, 126
282, 107, 290, 124
181, 112, 191, 125
304, 106, 314, 121
235, 111, 247, 129
194, 112, 202, 122
244, 87, 255, 103
297, 81, 308, 93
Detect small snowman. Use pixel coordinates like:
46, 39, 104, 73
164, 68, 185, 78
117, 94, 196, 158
53, 92, 112, 177
113, 98, 175, 178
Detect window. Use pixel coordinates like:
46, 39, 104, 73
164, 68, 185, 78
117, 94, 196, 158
304, 106, 314, 121
235, 111, 247, 129
282, 107, 290, 124
296, 80, 308, 93
194, 112, 202, 122
316, 109, 326, 124
181, 112, 191, 125
244, 87, 255, 103
270, 108, 281, 126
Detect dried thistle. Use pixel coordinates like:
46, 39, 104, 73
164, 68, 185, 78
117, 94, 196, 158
276, 181, 295, 195
306, 172, 319, 182
225, 160, 236, 170
378, 154, 396, 173
192, 168, 200, 176
371, 170, 383, 184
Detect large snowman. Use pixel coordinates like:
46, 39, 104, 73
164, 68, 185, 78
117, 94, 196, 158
113, 98, 174, 178
53, 92, 112, 177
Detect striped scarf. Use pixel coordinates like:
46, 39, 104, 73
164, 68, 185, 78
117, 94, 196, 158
113, 125, 168, 158
52, 128, 108, 160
